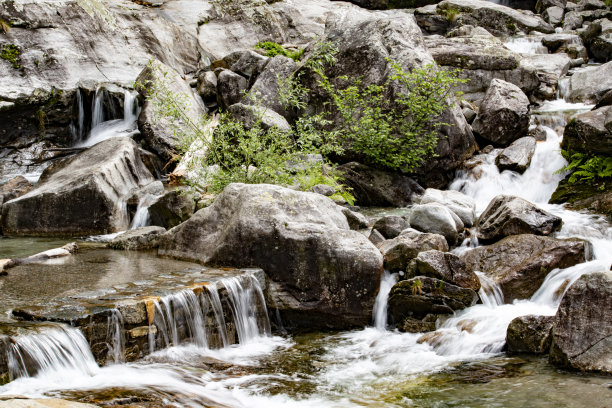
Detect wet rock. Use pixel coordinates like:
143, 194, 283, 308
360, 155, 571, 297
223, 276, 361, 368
148, 188, 197, 230
415, 250, 481, 291
408, 203, 463, 245
136, 60, 207, 164
338, 162, 424, 207
567, 61, 612, 103
581, 20, 612, 63
420, 188, 476, 227
495, 136, 537, 174
372, 216, 411, 240
506, 314, 554, 354
303, 10, 476, 188
248, 55, 297, 119
521, 53, 570, 96
217, 70, 248, 111
228, 103, 291, 132
108, 226, 166, 250
341, 208, 369, 230
1, 242, 79, 274
398, 314, 441, 333
388, 276, 479, 325
541, 33, 582, 53
528, 125, 549, 142
159, 183, 383, 330
562, 105, 612, 156
576, 0, 607, 11
472, 79, 531, 147
543, 6, 564, 25
0, 176, 32, 205
435, 0, 554, 36
2, 138, 155, 236
461, 234, 591, 301
595, 89, 612, 109
377, 228, 449, 271
477, 195, 562, 242
549, 272, 612, 373
0, 398, 99, 408
549, 174, 612, 217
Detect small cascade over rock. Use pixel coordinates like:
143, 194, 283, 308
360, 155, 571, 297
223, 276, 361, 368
373, 271, 399, 330
7, 325, 98, 381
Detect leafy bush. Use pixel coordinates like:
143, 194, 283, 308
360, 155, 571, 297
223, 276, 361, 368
255, 41, 304, 61
558, 150, 612, 190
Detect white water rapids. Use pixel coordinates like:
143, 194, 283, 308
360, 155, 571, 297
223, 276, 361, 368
1, 92, 611, 408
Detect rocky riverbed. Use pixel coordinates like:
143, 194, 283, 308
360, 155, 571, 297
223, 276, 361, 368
0, 0, 611, 406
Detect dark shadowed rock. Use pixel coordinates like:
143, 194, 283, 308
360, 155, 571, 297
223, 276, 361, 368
549, 272, 612, 373
0, 176, 32, 204
388, 276, 479, 328
217, 70, 248, 110
495, 137, 537, 174
108, 226, 166, 250
461, 234, 591, 301
197, 71, 218, 103
506, 315, 554, 354
2, 138, 155, 236
476, 195, 562, 243
562, 105, 612, 156
148, 188, 197, 229
415, 250, 481, 291
372, 216, 411, 239
159, 183, 383, 330
377, 228, 449, 271
338, 162, 424, 207
369, 228, 386, 245
247, 55, 297, 119
472, 79, 530, 146
341, 208, 369, 230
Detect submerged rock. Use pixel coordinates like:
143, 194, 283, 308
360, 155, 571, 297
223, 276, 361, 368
549, 272, 612, 373
159, 183, 383, 330
495, 136, 537, 174
461, 234, 591, 301
108, 226, 166, 250
472, 79, 531, 147
2, 138, 155, 236
378, 228, 449, 271
506, 314, 554, 354
476, 195, 562, 242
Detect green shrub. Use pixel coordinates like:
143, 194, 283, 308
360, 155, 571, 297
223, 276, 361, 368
557, 150, 612, 190
1, 44, 21, 69
255, 41, 303, 61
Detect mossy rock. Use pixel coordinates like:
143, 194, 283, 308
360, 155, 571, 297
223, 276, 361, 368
550, 175, 612, 218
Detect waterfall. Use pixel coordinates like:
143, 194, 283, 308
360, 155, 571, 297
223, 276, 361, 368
106, 309, 126, 364
476, 272, 504, 308
372, 271, 398, 330
221, 274, 271, 343
7, 326, 98, 381
70, 89, 87, 142
91, 87, 106, 129
129, 193, 161, 229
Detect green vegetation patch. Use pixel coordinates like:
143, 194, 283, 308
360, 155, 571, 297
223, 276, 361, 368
255, 41, 304, 61
1, 43, 21, 69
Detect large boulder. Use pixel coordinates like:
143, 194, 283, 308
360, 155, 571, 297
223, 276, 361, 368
506, 314, 554, 354
377, 228, 449, 271
414, 250, 481, 291
561, 106, 612, 156
435, 0, 555, 36
476, 195, 562, 243
148, 188, 197, 229
472, 79, 531, 146
2, 138, 156, 236
302, 9, 476, 188
338, 162, 424, 207
158, 183, 383, 330
247, 55, 298, 119
217, 69, 248, 110
461, 234, 592, 301
388, 276, 479, 331
495, 136, 537, 174
567, 61, 612, 104
408, 203, 464, 245
136, 60, 207, 164
420, 188, 476, 227
549, 272, 612, 373
108, 226, 166, 250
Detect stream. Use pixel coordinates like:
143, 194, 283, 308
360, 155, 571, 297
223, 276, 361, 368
1, 30, 611, 408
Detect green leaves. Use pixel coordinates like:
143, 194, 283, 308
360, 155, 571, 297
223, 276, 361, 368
558, 150, 612, 190
255, 41, 304, 62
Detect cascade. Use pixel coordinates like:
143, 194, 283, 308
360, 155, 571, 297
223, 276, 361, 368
129, 193, 161, 229
106, 309, 126, 364
372, 271, 398, 330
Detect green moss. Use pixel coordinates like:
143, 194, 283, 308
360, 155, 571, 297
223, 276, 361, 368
506, 22, 517, 32
255, 41, 303, 61
1, 43, 21, 69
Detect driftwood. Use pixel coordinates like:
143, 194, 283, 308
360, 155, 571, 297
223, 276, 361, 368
0, 242, 79, 275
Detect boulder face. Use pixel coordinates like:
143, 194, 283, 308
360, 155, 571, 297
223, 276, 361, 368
472, 79, 531, 147
506, 315, 554, 354
561, 106, 612, 156
372, 215, 411, 239
415, 250, 481, 291
108, 226, 166, 250
136, 60, 207, 164
420, 188, 476, 227
1, 138, 155, 236
338, 162, 424, 207
408, 203, 463, 245
567, 61, 612, 104
378, 228, 449, 271
476, 195, 563, 243
495, 136, 537, 174
247, 55, 298, 119
306, 10, 476, 188
461, 234, 591, 301
549, 272, 612, 373
159, 183, 383, 330
148, 188, 197, 230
